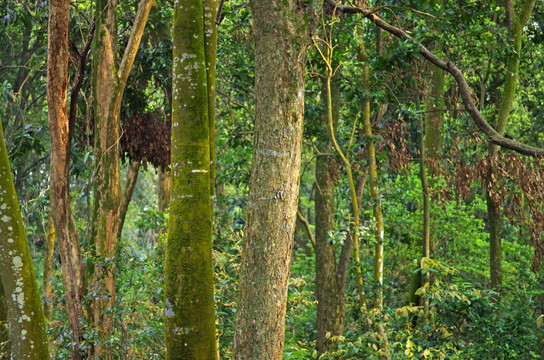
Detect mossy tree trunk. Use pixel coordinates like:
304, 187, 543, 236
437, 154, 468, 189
90, 0, 153, 355
487, 0, 535, 288
232, 1, 318, 358
47, 1, 86, 357
164, 0, 218, 358
315, 76, 346, 355
0, 120, 50, 359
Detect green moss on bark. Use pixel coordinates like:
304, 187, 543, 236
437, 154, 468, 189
165, 0, 217, 358
0, 120, 50, 359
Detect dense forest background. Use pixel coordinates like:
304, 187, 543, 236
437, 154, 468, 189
1, 0, 544, 359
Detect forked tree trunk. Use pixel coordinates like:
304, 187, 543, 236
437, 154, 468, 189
164, 0, 218, 358
0, 119, 50, 359
232, 1, 318, 358
47, 1, 86, 357
90, 0, 153, 355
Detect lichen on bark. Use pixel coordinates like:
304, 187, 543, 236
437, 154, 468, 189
0, 119, 50, 359
165, 0, 218, 358
232, 1, 319, 359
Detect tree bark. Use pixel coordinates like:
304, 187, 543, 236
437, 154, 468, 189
90, 0, 153, 354
0, 119, 50, 359
232, 1, 317, 358
315, 76, 344, 355
47, 0, 86, 357
164, 0, 218, 358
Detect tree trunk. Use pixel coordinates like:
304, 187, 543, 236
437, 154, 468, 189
232, 1, 317, 358
0, 119, 50, 359
315, 76, 344, 355
424, 66, 445, 166
42, 219, 56, 321
409, 65, 444, 307
47, 0, 86, 357
419, 101, 430, 315
358, 30, 389, 359
117, 159, 141, 240
487, 0, 536, 288
164, 0, 218, 358
90, 0, 153, 354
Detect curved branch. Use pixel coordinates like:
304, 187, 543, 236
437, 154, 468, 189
324, 0, 544, 157
118, 0, 154, 93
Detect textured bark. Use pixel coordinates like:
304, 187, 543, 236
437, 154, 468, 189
164, 0, 218, 358
90, 0, 153, 355
42, 219, 55, 321
204, 0, 219, 199
487, 0, 536, 288
117, 160, 141, 240
47, 1, 86, 357
0, 120, 50, 359
232, 1, 317, 358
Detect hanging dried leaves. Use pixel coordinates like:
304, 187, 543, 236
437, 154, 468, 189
120, 111, 171, 171
442, 141, 544, 271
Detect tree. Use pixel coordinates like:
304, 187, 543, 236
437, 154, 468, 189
487, 0, 536, 288
314, 74, 346, 355
164, 0, 219, 358
0, 118, 50, 359
47, 0, 86, 357
232, 0, 319, 358
90, 0, 153, 354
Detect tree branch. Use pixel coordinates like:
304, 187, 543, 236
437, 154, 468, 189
69, 19, 96, 140
296, 210, 316, 249
118, 0, 154, 93
324, 0, 544, 157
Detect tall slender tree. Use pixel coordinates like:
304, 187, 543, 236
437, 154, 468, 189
164, 0, 219, 358
0, 119, 50, 359
47, 0, 86, 357
487, 0, 536, 288
315, 74, 345, 354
